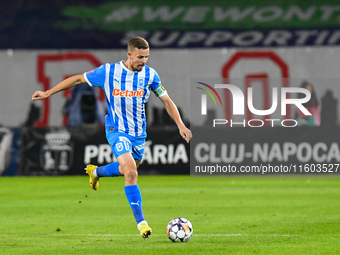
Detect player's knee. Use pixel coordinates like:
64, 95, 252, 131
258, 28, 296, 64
124, 168, 138, 183
119, 160, 137, 179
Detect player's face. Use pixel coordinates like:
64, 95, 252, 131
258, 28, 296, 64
128, 48, 149, 72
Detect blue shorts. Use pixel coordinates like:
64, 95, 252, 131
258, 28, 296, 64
105, 126, 145, 162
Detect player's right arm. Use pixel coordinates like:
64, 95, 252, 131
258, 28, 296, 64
32, 74, 86, 101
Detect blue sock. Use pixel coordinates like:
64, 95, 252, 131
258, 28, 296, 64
96, 162, 121, 177
125, 184, 145, 224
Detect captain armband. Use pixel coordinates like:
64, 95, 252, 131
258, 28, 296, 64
153, 85, 167, 97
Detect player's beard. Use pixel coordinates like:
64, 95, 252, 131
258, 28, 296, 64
132, 63, 144, 72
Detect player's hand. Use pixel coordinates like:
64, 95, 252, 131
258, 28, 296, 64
179, 126, 192, 143
32, 91, 49, 101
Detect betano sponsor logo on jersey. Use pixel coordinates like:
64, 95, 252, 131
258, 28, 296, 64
112, 89, 144, 97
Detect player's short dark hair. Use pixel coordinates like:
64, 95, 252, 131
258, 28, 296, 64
128, 37, 149, 52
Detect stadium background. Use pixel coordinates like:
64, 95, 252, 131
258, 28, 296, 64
1, 0, 340, 176
1, 1, 340, 254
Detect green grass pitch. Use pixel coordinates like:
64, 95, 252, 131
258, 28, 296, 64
0, 175, 339, 254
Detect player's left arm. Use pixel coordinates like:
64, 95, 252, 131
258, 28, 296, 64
159, 94, 192, 143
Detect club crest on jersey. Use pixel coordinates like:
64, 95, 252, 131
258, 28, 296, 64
139, 79, 144, 86
112, 89, 144, 97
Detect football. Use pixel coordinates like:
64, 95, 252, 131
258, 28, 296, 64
166, 217, 193, 242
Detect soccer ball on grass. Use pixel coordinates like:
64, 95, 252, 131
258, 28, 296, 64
166, 217, 193, 242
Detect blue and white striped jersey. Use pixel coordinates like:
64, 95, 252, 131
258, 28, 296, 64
84, 61, 167, 138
